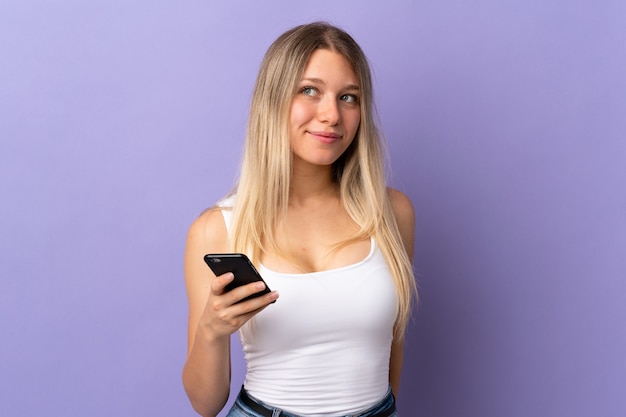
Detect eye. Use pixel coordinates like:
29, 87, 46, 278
300, 86, 318, 97
340, 94, 359, 104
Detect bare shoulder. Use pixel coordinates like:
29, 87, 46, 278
184, 207, 230, 288
387, 188, 415, 227
186, 207, 229, 252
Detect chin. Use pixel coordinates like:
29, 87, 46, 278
297, 156, 341, 168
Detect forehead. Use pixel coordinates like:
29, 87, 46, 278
301, 49, 358, 84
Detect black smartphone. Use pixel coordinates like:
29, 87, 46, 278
203, 253, 274, 303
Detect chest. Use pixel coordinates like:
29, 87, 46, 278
241, 247, 398, 350
263, 203, 370, 273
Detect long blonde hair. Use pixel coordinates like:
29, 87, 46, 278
228, 22, 416, 339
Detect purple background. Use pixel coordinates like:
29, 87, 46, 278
1, 1, 625, 416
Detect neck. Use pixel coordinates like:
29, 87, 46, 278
289, 162, 338, 206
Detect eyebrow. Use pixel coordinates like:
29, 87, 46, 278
301, 77, 360, 91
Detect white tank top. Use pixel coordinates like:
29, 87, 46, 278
219, 198, 398, 416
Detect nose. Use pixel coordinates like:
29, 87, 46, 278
317, 96, 341, 126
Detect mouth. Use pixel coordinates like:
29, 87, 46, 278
307, 130, 342, 144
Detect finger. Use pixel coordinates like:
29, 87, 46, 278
229, 288, 279, 312
225, 281, 268, 304
210, 272, 235, 294
218, 291, 279, 332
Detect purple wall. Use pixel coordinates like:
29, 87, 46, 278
1, 1, 624, 416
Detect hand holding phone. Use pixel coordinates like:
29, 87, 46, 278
203, 253, 275, 303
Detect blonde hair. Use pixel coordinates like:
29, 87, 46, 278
228, 22, 416, 339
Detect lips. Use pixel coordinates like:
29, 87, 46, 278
307, 130, 342, 144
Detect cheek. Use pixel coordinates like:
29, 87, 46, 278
347, 112, 361, 137
289, 101, 311, 128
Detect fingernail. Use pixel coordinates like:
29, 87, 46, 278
255, 282, 266, 290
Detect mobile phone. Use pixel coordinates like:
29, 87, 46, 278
203, 253, 274, 303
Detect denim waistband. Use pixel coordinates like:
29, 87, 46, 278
234, 385, 396, 417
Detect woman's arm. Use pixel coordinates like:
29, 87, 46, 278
182, 209, 278, 417
389, 338, 405, 396
387, 188, 416, 397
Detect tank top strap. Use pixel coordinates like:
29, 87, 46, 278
220, 208, 232, 234
216, 194, 235, 234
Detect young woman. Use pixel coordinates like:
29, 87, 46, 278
182, 22, 417, 417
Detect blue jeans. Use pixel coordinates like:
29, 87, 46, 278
225, 386, 398, 417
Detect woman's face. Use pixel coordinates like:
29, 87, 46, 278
288, 49, 361, 170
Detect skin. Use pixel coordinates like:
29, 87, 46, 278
288, 49, 361, 172
182, 49, 415, 416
